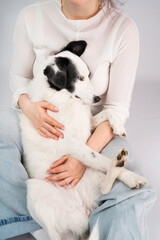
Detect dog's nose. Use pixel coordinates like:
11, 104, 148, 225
93, 96, 101, 103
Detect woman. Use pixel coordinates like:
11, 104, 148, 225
0, 0, 156, 239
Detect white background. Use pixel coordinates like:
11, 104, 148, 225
0, 0, 160, 239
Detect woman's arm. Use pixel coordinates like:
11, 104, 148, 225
9, 9, 35, 110
86, 120, 114, 152
102, 19, 139, 124
46, 121, 114, 187
10, 9, 64, 139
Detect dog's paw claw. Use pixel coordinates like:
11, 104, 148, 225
139, 183, 145, 188
131, 184, 139, 189
115, 148, 128, 168
130, 176, 147, 189
122, 133, 126, 137
112, 125, 127, 138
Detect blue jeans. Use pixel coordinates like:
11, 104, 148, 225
0, 109, 156, 240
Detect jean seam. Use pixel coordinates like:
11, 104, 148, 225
0, 216, 33, 226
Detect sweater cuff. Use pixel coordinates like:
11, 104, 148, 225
12, 87, 29, 111
102, 103, 129, 125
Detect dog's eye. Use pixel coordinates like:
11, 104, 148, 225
88, 72, 91, 78
78, 76, 84, 81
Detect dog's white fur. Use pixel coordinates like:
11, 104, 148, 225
19, 50, 146, 240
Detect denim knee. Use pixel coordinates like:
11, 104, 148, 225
90, 190, 156, 240
0, 109, 22, 153
0, 109, 29, 219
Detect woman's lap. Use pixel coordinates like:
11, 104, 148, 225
89, 131, 156, 240
0, 109, 156, 239
0, 109, 41, 239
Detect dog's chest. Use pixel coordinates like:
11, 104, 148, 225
48, 99, 91, 142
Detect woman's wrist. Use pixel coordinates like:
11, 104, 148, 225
18, 94, 31, 113
86, 121, 114, 153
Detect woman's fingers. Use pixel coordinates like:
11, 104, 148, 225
47, 165, 66, 174
69, 179, 79, 188
45, 172, 69, 182
55, 177, 73, 187
44, 113, 65, 131
23, 99, 65, 139
50, 155, 69, 168
43, 122, 64, 139
41, 101, 59, 112
40, 127, 59, 140
38, 101, 65, 138
37, 129, 48, 138
41, 100, 65, 130
41, 100, 65, 132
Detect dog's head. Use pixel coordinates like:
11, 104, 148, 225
43, 41, 100, 105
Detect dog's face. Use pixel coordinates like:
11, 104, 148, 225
43, 41, 100, 105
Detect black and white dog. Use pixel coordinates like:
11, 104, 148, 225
19, 41, 146, 240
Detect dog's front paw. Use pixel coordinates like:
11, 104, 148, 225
100, 148, 128, 195
111, 123, 126, 138
130, 174, 147, 189
119, 170, 147, 189
115, 148, 128, 167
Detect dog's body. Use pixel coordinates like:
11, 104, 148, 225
20, 93, 103, 239
19, 41, 146, 240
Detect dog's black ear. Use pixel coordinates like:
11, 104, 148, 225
44, 66, 67, 90
63, 41, 87, 57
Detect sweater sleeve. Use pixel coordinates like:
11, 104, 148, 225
103, 18, 139, 124
9, 8, 35, 110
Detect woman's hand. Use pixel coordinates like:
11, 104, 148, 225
45, 155, 86, 188
18, 94, 64, 139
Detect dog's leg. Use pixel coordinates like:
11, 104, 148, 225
46, 226, 61, 240
90, 110, 147, 190
61, 231, 79, 240
64, 135, 146, 191
100, 148, 128, 194
27, 179, 62, 240
118, 168, 147, 189
91, 108, 126, 137
63, 135, 127, 194
64, 134, 126, 173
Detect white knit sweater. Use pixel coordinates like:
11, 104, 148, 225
9, 0, 139, 124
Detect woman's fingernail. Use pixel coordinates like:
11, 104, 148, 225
59, 135, 63, 139
54, 137, 58, 140
60, 126, 65, 130
54, 107, 59, 111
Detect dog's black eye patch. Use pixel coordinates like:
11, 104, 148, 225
44, 57, 81, 94
55, 57, 69, 70
48, 71, 67, 91
44, 65, 67, 91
